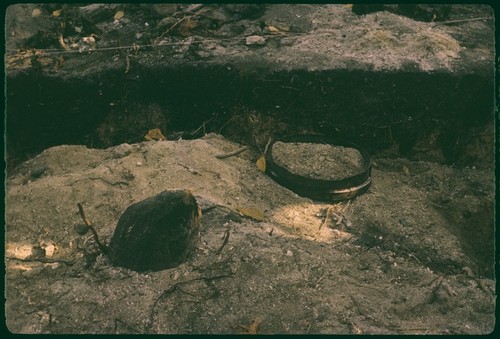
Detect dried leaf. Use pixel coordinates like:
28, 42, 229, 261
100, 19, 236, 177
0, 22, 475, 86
256, 156, 266, 172
267, 25, 280, 33
236, 207, 265, 221
58, 34, 70, 51
238, 317, 262, 334
32, 8, 42, 17
178, 18, 199, 36
267, 24, 289, 34
343, 4, 354, 9
184, 18, 198, 30
52, 9, 62, 17
114, 10, 125, 21
144, 128, 166, 141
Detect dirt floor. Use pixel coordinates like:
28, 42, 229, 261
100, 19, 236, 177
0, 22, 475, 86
4, 3, 496, 335
4, 134, 495, 334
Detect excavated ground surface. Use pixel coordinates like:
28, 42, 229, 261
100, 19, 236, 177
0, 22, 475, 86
5, 135, 495, 334
4, 3, 496, 335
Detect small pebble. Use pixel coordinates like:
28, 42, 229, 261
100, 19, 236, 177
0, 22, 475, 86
286, 250, 293, 257
136, 161, 143, 166
44, 243, 56, 257
246, 35, 266, 46
112, 143, 133, 159
30, 165, 48, 179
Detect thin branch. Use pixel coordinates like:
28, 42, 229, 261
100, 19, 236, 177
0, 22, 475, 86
125, 53, 130, 74
263, 137, 272, 155
316, 206, 333, 236
191, 115, 215, 137
432, 16, 493, 26
159, 7, 212, 38
147, 272, 234, 333
215, 146, 248, 159
216, 229, 231, 254
77, 203, 110, 255
6, 256, 74, 265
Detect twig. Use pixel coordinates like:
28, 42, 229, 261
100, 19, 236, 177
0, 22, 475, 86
73, 177, 129, 186
6, 256, 74, 266
114, 318, 141, 334
125, 53, 130, 74
341, 200, 351, 212
348, 293, 370, 319
216, 229, 231, 254
429, 201, 443, 208
432, 16, 493, 26
146, 284, 178, 332
159, 8, 212, 38
77, 203, 110, 255
174, 162, 200, 175
160, 16, 189, 37
316, 206, 333, 235
330, 211, 343, 225
349, 241, 383, 261
191, 115, 215, 137
263, 137, 272, 155
147, 272, 234, 333
218, 116, 236, 134
215, 146, 248, 159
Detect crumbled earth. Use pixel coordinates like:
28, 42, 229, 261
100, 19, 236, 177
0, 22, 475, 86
4, 3, 495, 335
5, 4, 493, 74
271, 142, 365, 180
5, 135, 495, 334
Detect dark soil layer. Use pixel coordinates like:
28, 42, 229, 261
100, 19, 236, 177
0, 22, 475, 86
6, 67, 494, 172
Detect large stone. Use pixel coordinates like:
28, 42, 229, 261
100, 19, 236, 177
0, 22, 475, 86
109, 190, 201, 272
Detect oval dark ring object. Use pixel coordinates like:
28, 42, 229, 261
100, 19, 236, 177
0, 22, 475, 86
264, 134, 372, 201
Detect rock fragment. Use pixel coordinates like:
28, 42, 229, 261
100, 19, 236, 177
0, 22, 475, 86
109, 190, 201, 272
246, 35, 266, 46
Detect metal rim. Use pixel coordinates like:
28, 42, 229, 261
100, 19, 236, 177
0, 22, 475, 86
265, 134, 372, 201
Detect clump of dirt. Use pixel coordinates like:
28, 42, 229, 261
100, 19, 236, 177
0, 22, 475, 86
5, 134, 494, 334
271, 142, 364, 180
3, 3, 495, 336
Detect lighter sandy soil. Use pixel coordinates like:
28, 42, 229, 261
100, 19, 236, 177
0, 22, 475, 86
5, 134, 495, 334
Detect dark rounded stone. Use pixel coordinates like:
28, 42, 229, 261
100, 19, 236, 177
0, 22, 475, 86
109, 190, 201, 272
74, 223, 90, 235
30, 165, 47, 179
